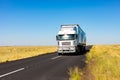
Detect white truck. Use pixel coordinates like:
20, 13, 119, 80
56, 24, 86, 55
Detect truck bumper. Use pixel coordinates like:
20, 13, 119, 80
58, 48, 76, 53
58, 46, 76, 53
58, 50, 76, 53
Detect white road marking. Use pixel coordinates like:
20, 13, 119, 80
51, 56, 61, 59
0, 68, 25, 78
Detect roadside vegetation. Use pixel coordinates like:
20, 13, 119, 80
69, 45, 120, 80
69, 67, 83, 80
0, 46, 57, 63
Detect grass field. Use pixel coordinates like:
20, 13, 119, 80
1, 45, 120, 80
69, 45, 120, 80
69, 67, 83, 80
0, 46, 57, 63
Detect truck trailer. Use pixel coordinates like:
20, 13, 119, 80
56, 24, 86, 55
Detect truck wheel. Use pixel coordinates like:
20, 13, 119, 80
82, 46, 86, 53
58, 53, 62, 56
84, 46, 86, 51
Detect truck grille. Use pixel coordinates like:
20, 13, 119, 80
62, 42, 71, 45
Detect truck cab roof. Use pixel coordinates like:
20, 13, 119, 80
58, 30, 77, 35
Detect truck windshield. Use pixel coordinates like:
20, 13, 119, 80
57, 34, 76, 40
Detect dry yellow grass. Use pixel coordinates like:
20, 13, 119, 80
69, 45, 120, 80
69, 67, 83, 80
86, 45, 120, 80
0, 46, 57, 63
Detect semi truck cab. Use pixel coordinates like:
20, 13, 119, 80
56, 24, 86, 55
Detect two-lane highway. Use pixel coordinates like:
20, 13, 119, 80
0, 46, 92, 80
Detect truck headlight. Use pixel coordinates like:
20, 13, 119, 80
70, 46, 75, 50
58, 46, 62, 50
73, 41, 76, 45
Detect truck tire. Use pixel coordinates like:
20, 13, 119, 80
76, 45, 81, 54
82, 46, 86, 53
58, 53, 62, 56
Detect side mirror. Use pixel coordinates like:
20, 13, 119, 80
76, 35, 78, 39
56, 35, 58, 40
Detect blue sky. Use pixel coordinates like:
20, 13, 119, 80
0, 0, 120, 46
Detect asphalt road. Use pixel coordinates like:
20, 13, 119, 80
0, 46, 92, 80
